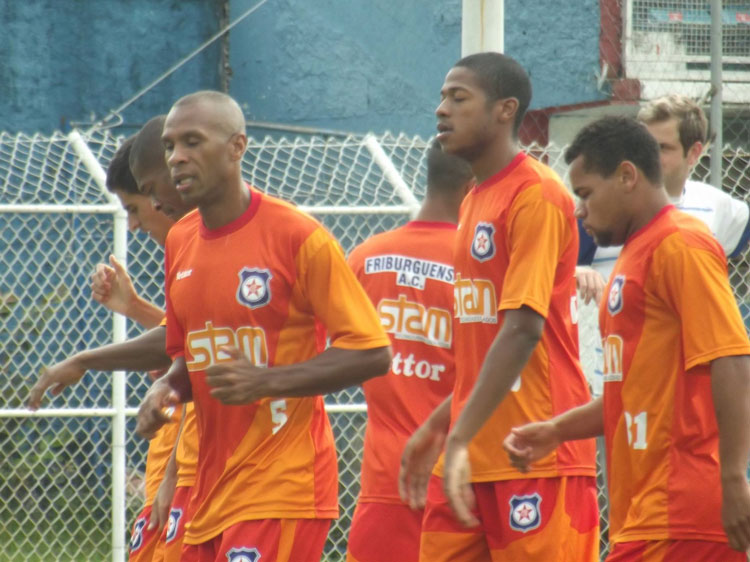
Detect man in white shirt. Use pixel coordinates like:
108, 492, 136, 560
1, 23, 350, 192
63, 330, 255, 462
577, 94, 750, 394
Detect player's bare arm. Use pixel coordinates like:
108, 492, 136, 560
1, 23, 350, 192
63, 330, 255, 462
443, 306, 544, 527
27, 326, 170, 410
204, 345, 391, 405
148, 404, 185, 532
503, 396, 604, 473
399, 394, 452, 510
711, 355, 750, 552
574, 265, 606, 305
90, 254, 165, 328
136, 356, 191, 439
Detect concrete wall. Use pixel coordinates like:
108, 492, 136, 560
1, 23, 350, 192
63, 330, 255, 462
0, 0, 221, 133
0, 0, 606, 136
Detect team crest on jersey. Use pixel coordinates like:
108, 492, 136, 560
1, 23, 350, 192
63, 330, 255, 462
470, 223, 496, 262
165, 508, 183, 543
129, 516, 146, 552
237, 268, 272, 309
607, 275, 626, 316
509, 493, 542, 532
226, 547, 261, 562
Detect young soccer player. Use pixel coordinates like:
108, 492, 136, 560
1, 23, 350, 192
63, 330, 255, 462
399, 52, 598, 561
27, 135, 180, 562
504, 115, 750, 560
345, 140, 473, 562
135, 90, 392, 562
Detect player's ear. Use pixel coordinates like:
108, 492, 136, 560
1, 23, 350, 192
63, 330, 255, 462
617, 161, 638, 192
228, 132, 248, 162
494, 97, 519, 127
685, 140, 703, 169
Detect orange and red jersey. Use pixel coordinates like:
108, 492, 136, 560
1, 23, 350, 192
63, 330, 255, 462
164, 186, 390, 545
599, 205, 750, 544
348, 221, 457, 504
443, 152, 596, 481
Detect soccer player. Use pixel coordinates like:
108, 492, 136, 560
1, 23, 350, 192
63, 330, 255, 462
26, 135, 180, 562
504, 115, 750, 561
577, 94, 750, 396
399, 53, 598, 561
345, 140, 474, 562
135, 90, 392, 562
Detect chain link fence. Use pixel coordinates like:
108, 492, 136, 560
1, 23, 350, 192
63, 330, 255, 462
2, 127, 748, 560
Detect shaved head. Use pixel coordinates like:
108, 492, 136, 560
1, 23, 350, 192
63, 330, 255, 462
129, 114, 167, 175
170, 90, 245, 137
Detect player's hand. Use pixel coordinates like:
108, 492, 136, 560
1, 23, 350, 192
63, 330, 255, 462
575, 266, 606, 305
502, 421, 561, 473
443, 437, 479, 527
721, 475, 750, 552
149, 465, 177, 532
90, 254, 137, 315
136, 380, 180, 439
398, 420, 447, 510
27, 355, 87, 410
204, 346, 270, 405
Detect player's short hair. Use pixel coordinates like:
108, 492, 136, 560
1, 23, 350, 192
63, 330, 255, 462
129, 115, 167, 177
637, 94, 707, 155
426, 139, 473, 194
453, 52, 532, 136
105, 136, 138, 194
172, 90, 246, 136
565, 115, 662, 185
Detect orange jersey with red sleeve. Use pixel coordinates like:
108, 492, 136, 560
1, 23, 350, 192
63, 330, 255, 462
443, 152, 596, 481
348, 221, 457, 504
599, 206, 750, 544
164, 187, 390, 544
143, 405, 182, 506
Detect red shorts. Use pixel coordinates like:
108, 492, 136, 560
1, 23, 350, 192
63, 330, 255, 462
347, 502, 423, 562
180, 518, 330, 562
420, 474, 599, 562
128, 504, 161, 562
606, 539, 746, 562
160, 485, 191, 562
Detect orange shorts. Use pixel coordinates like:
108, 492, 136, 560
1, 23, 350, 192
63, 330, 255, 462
160, 485, 191, 562
128, 504, 160, 562
420, 474, 599, 562
347, 501, 423, 562
606, 539, 746, 562
180, 518, 330, 562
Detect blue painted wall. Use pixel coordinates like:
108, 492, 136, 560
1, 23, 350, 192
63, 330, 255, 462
0, 0, 606, 136
229, 0, 606, 137
0, 0, 221, 133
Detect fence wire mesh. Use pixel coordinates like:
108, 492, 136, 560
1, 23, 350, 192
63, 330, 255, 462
1, 129, 749, 560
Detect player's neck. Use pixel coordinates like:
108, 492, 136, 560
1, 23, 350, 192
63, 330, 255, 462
199, 177, 251, 230
415, 195, 460, 224
625, 186, 671, 241
471, 139, 519, 185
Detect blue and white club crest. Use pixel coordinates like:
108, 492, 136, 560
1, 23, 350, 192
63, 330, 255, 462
607, 275, 626, 316
129, 517, 146, 552
471, 222, 496, 262
237, 268, 272, 309
226, 547, 261, 562
509, 493, 542, 533
165, 508, 183, 543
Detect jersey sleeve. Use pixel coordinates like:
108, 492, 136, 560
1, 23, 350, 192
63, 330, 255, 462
577, 218, 598, 266
164, 241, 185, 359
719, 195, 750, 258
500, 184, 573, 318
654, 236, 750, 370
297, 228, 390, 350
